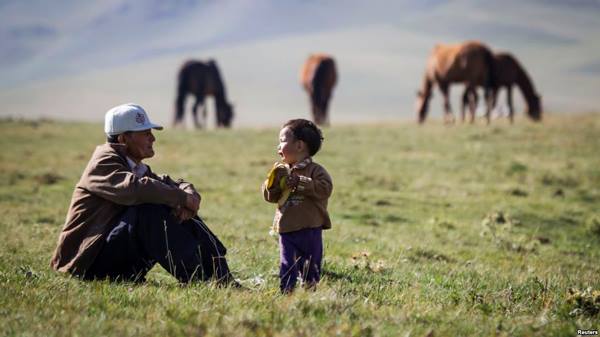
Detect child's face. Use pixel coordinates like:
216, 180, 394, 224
277, 127, 304, 165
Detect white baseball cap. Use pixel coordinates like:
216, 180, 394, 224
104, 103, 163, 136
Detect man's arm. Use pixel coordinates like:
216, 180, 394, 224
152, 173, 201, 203
82, 153, 188, 208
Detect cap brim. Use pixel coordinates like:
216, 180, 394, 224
150, 123, 163, 130
129, 123, 163, 132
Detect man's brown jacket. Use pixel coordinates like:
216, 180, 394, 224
50, 143, 198, 276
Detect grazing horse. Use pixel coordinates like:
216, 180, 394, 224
174, 59, 234, 128
415, 41, 496, 124
300, 54, 338, 126
461, 52, 542, 123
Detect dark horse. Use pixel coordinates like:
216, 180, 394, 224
175, 59, 234, 128
462, 52, 542, 123
415, 41, 496, 124
300, 54, 338, 126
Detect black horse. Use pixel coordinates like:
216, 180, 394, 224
175, 60, 234, 128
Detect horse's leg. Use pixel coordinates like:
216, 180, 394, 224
216, 108, 222, 128
469, 89, 479, 124
192, 96, 204, 129
461, 87, 469, 123
215, 101, 223, 128
192, 100, 199, 128
174, 93, 186, 127
506, 86, 514, 124
202, 101, 208, 128
484, 86, 494, 125
490, 88, 499, 117
440, 83, 453, 124
461, 87, 476, 123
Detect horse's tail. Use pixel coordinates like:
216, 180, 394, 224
177, 62, 192, 96
175, 62, 193, 123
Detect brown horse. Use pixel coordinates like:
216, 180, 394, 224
462, 52, 542, 123
415, 41, 496, 124
300, 54, 338, 126
174, 59, 234, 128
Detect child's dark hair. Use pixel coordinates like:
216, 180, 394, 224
283, 119, 324, 156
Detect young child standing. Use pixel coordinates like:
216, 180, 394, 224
262, 119, 333, 293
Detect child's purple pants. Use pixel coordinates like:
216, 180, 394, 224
279, 227, 323, 292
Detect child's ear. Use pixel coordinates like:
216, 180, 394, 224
296, 140, 306, 152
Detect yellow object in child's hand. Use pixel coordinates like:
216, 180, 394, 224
266, 162, 288, 188
265, 162, 291, 207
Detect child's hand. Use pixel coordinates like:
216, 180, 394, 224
286, 174, 299, 189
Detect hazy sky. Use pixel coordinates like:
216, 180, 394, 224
1, 0, 599, 126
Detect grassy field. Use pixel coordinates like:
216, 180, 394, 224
1, 113, 599, 336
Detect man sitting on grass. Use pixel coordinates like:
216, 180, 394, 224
50, 103, 235, 285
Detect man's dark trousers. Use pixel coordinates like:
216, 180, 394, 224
85, 204, 231, 283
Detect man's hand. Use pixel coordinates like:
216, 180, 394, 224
171, 192, 200, 223
185, 192, 200, 213
173, 207, 196, 223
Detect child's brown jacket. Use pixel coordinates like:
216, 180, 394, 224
262, 158, 333, 233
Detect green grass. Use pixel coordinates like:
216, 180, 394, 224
1, 113, 599, 336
